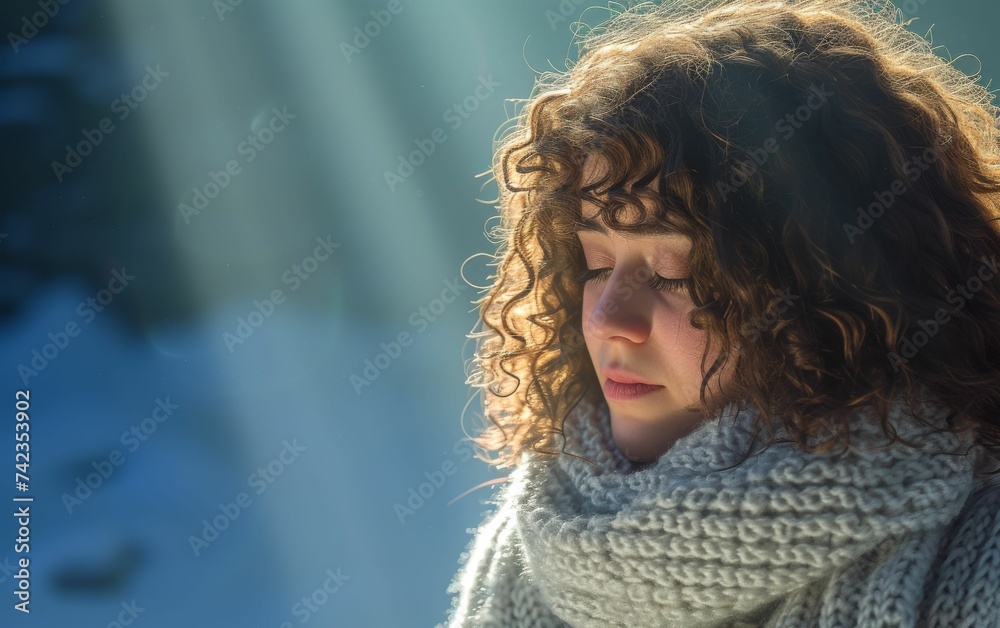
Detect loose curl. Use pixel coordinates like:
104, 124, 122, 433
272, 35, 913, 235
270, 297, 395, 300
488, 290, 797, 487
463, 0, 1000, 479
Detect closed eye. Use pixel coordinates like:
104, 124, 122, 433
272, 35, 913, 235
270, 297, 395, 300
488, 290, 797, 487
573, 267, 690, 294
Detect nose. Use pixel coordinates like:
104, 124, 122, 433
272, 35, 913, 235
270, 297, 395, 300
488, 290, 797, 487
584, 266, 652, 344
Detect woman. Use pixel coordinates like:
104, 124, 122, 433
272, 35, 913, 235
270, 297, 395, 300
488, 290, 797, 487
441, 0, 1000, 625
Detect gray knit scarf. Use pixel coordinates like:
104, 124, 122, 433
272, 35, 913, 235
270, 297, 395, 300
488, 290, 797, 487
445, 393, 1000, 627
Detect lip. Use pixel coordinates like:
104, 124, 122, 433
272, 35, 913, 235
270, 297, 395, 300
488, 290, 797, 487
601, 366, 657, 386
603, 379, 664, 401
601, 366, 664, 402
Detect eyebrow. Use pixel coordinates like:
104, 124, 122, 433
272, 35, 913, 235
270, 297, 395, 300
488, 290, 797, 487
575, 215, 684, 238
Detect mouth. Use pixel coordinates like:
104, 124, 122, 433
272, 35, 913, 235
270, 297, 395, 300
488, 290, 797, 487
601, 366, 664, 401
602, 378, 664, 401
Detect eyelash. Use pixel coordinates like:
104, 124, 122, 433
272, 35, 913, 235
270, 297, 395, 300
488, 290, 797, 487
574, 267, 691, 294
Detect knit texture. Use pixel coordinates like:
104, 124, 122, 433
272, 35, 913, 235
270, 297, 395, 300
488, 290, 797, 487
439, 394, 1000, 627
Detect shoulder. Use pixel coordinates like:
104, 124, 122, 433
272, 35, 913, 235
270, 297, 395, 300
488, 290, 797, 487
955, 476, 1000, 549
440, 467, 559, 627
922, 475, 1000, 625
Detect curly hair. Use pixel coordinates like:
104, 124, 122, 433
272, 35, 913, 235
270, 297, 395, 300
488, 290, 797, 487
463, 0, 1000, 476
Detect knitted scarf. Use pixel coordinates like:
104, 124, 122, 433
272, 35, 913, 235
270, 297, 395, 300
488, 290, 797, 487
442, 393, 1000, 627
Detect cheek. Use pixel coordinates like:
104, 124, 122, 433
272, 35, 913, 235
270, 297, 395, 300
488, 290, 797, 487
653, 306, 710, 371
580, 286, 599, 337
656, 309, 735, 404
580, 287, 611, 369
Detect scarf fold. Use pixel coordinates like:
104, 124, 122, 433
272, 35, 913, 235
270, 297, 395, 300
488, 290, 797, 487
489, 393, 988, 627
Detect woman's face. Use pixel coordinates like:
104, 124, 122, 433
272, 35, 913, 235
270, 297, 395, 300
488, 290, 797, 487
575, 157, 734, 463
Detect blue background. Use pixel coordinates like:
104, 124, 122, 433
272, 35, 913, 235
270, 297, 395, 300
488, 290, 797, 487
0, 0, 997, 626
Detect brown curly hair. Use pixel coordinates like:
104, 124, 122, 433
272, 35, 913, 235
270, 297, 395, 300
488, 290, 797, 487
463, 0, 1000, 477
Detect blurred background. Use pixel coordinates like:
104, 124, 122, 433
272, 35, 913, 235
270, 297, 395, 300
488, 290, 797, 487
0, 0, 996, 626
